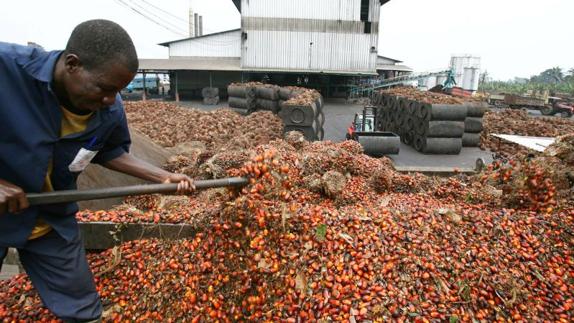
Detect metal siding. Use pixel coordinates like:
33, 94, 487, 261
169, 30, 241, 58
240, 0, 380, 73
242, 0, 362, 21
243, 31, 375, 72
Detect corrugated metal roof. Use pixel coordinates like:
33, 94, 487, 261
158, 29, 241, 47
376, 64, 413, 72
377, 55, 402, 63
233, 0, 390, 14
168, 30, 241, 58
244, 67, 378, 76
138, 57, 377, 75
138, 58, 241, 72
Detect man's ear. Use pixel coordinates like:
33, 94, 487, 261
64, 54, 82, 73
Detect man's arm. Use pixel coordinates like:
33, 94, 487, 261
103, 153, 194, 193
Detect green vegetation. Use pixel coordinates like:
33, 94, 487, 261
479, 67, 574, 96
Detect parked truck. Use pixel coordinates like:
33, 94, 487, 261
488, 93, 573, 118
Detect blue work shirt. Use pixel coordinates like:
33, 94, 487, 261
0, 42, 131, 247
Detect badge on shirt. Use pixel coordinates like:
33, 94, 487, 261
68, 136, 99, 172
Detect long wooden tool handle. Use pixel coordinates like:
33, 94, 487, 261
26, 177, 249, 206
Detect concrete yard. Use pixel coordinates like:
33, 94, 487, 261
390, 144, 493, 174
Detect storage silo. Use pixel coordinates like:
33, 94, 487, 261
470, 68, 480, 91
450, 55, 480, 88
463, 68, 473, 90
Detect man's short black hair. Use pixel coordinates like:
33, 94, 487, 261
65, 19, 138, 73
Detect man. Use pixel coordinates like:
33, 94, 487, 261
0, 20, 194, 321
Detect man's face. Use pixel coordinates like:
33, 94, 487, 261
64, 57, 135, 112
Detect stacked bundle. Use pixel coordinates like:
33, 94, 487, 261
227, 83, 325, 141
373, 88, 490, 154
228, 83, 258, 112
374, 93, 467, 154
463, 102, 488, 147
279, 86, 325, 141
255, 84, 281, 113
201, 87, 220, 105
228, 83, 281, 114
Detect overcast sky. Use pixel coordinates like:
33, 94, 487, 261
1, 0, 571, 81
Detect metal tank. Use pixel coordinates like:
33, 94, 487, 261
450, 55, 481, 88
463, 68, 473, 90
470, 68, 480, 91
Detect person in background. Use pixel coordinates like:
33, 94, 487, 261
0, 19, 194, 322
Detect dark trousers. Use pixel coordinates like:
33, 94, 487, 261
0, 230, 102, 321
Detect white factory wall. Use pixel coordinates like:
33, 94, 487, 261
242, 0, 364, 20
169, 30, 241, 58
241, 0, 380, 73
242, 31, 377, 72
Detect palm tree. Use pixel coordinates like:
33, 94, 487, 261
532, 67, 564, 84
548, 67, 564, 84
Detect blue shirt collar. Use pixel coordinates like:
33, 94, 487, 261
17, 50, 63, 84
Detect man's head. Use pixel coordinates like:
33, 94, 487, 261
55, 19, 138, 112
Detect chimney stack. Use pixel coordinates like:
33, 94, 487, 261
188, 8, 195, 37
188, 0, 204, 37
198, 15, 203, 36
194, 13, 199, 37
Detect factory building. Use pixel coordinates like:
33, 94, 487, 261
139, 0, 409, 100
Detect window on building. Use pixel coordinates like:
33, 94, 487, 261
364, 22, 372, 34
360, 0, 370, 21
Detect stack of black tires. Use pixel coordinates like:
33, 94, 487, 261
463, 103, 488, 147
228, 83, 325, 141
372, 92, 488, 154
202, 87, 220, 105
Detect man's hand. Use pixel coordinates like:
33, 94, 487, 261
163, 174, 195, 195
104, 153, 196, 194
0, 179, 29, 215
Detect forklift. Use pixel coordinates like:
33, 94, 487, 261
345, 106, 400, 157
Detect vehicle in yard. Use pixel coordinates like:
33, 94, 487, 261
488, 93, 573, 118
346, 106, 400, 157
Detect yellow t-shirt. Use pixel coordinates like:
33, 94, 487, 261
28, 107, 93, 240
